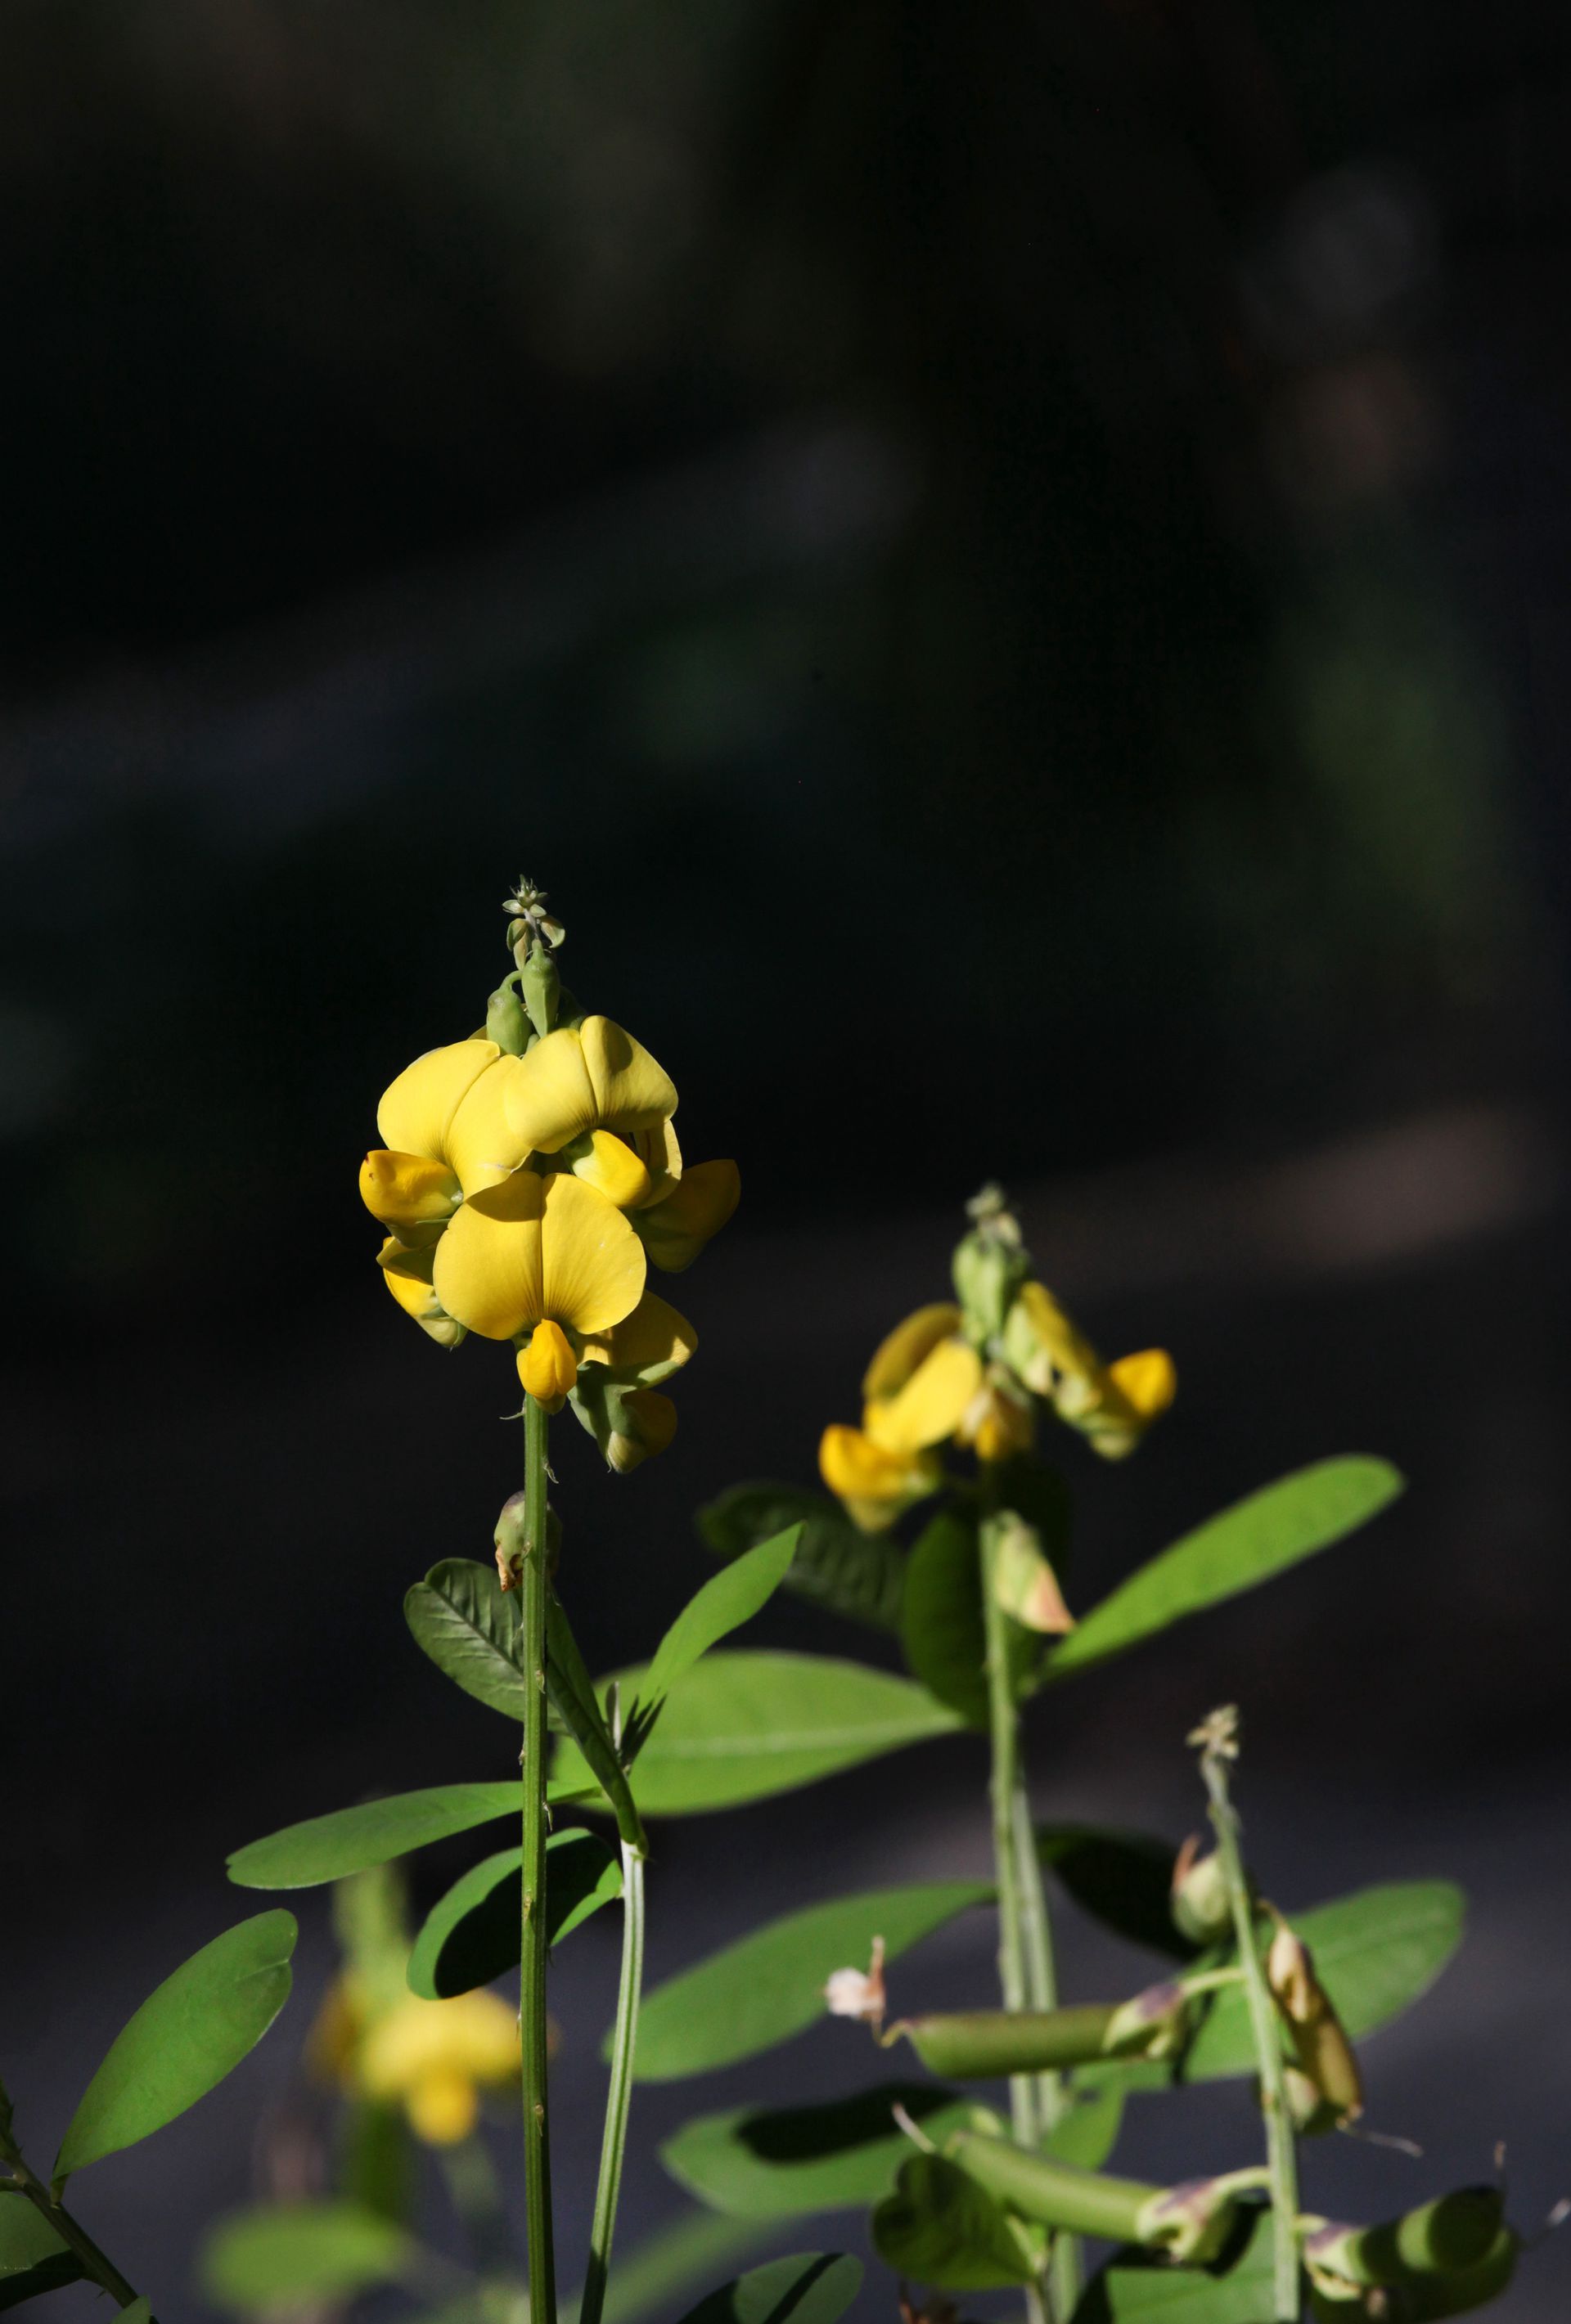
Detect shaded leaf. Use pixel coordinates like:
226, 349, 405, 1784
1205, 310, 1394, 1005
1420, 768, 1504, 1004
1184, 1882, 1464, 2080
228, 1783, 524, 1888
407, 1830, 621, 1998
632, 1881, 992, 2081
596, 2209, 775, 2324
200, 2201, 412, 2312
0, 2193, 84, 2310
1048, 1458, 1404, 1682
546, 1590, 646, 1854
628, 1528, 801, 1755
873, 2154, 1044, 2290
1044, 2077, 1127, 2173
1072, 2208, 1275, 2322
699, 1485, 907, 1633
56, 1913, 296, 2177
405, 1558, 529, 1719
660, 2084, 979, 2218
901, 1506, 990, 1728
676, 2253, 862, 2324
555, 1652, 961, 1818
1038, 1827, 1191, 1959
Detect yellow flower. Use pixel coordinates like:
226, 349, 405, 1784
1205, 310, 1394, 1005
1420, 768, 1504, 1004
819, 1424, 943, 1533
1003, 1281, 1175, 1459
314, 1975, 520, 2146
434, 1170, 646, 1346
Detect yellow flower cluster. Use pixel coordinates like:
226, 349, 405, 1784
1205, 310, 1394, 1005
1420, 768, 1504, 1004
820, 1224, 1174, 1531
311, 1972, 521, 2146
360, 1012, 737, 1468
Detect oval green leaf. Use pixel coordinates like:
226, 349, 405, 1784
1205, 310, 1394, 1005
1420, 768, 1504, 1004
873, 2154, 1044, 2290
407, 1829, 621, 1999
1185, 1881, 1464, 2080
0, 2192, 84, 2308
1045, 2075, 1126, 2172
660, 2084, 979, 2218
1037, 1826, 1191, 1959
629, 1528, 801, 1749
56, 1911, 297, 2178
1048, 1456, 1404, 1682
1075, 2214, 1274, 2322
632, 1879, 992, 2081
901, 1506, 991, 1728
227, 1782, 523, 1888
200, 2201, 412, 2313
554, 1652, 961, 1817
676, 2253, 862, 2324
698, 1484, 907, 1634
405, 1558, 529, 1719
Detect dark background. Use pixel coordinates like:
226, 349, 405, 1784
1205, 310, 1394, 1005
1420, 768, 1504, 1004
3, 2, 1569, 2317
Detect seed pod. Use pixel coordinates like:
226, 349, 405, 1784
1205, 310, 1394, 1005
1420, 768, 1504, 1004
943, 2129, 1160, 2244
902, 2005, 1123, 2079
1267, 1913, 1364, 2126
1303, 2189, 1506, 2290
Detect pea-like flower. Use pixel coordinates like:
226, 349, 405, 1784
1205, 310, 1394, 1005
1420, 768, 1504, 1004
312, 1974, 520, 2146
1002, 1281, 1175, 1460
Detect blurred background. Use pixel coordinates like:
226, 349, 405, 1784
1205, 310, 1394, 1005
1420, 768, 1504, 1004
3, 0, 1569, 2314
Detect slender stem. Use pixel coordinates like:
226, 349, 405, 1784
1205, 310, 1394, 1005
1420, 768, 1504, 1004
579, 1841, 646, 2324
1200, 1738, 1300, 2322
0, 2112, 141, 2310
1011, 1781, 1079, 2322
520, 1393, 556, 2324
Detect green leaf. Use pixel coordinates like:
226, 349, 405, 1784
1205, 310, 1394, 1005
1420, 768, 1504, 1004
901, 1506, 990, 1728
628, 1528, 801, 1751
1038, 1827, 1191, 1959
596, 2209, 775, 2324
699, 1484, 907, 1633
0, 2193, 84, 2310
56, 1912, 297, 2178
873, 2154, 1044, 2290
1048, 1457, 1404, 1682
546, 1590, 646, 1854
1044, 2076, 1127, 2172
227, 1782, 524, 1888
632, 1880, 991, 2080
660, 2084, 979, 2218
676, 2253, 862, 2324
1073, 2208, 1274, 2322
200, 2201, 412, 2312
554, 1652, 961, 1817
1184, 1881, 1464, 2080
407, 1830, 622, 1998
405, 1558, 529, 1719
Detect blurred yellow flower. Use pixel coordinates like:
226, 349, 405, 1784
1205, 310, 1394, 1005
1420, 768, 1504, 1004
819, 1301, 1034, 1529
312, 1974, 520, 2146
1003, 1281, 1175, 1460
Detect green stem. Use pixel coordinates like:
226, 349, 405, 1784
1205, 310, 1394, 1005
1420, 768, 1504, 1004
1011, 1782, 1079, 2322
0, 2111, 142, 2311
579, 1841, 646, 2324
520, 1393, 556, 2324
1200, 1742, 1300, 2322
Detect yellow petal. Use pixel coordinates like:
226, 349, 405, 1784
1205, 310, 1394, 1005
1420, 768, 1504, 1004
359, 1149, 460, 1240
579, 1015, 677, 1132
628, 1117, 682, 1207
862, 1304, 964, 1401
377, 1238, 466, 1347
1003, 1280, 1099, 1397
518, 1319, 577, 1410
433, 1171, 547, 1339
961, 1379, 1036, 1465
445, 1054, 534, 1197
406, 2068, 476, 2146
377, 1040, 500, 1160
565, 1129, 653, 1211
864, 1337, 983, 1452
538, 1172, 647, 1334
1107, 1349, 1177, 1420
818, 1424, 942, 1531
502, 1027, 599, 1154
579, 1290, 697, 1383
634, 1158, 740, 1272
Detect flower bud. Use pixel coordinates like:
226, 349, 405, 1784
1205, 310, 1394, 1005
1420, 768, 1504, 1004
517, 1319, 577, 1412
493, 1490, 562, 1590
1170, 1833, 1233, 1946
823, 1936, 886, 2026
952, 1229, 1027, 1345
485, 977, 530, 1055
520, 941, 560, 1040
569, 1370, 678, 1472
989, 1513, 1074, 1634
1267, 1913, 1363, 2128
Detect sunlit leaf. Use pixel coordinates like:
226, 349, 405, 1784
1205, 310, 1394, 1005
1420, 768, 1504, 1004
56, 1913, 296, 2178
1037, 1826, 1190, 1959
227, 1783, 524, 1888
628, 1528, 801, 1752
407, 1830, 621, 1998
0, 2192, 83, 2309
1183, 1882, 1464, 2080
660, 2084, 979, 2218
200, 2201, 412, 2313
405, 1558, 529, 1719
1048, 1458, 1404, 1681
554, 1652, 961, 1818
632, 1881, 992, 2080
1073, 2209, 1275, 2322
546, 1590, 646, 1853
676, 2252, 862, 2324
698, 1484, 907, 1634
873, 2154, 1044, 2290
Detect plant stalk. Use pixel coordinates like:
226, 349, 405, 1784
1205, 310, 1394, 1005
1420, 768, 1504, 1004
579, 1841, 646, 2324
0, 2107, 142, 2311
520, 1392, 556, 2324
1200, 1730, 1300, 2322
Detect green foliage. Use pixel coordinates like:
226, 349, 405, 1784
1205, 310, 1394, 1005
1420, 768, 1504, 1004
554, 1652, 961, 1816
1048, 1457, 1405, 1681
1046, 2076, 1127, 2171
55, 1913, 297, 2178
544, 1590, 646, 1853
1073, 2209, 1275, 2322
1182, 1881, 1464, 2079
901, 1504, 1037, 1725
594, 2211, 775, 2324
405, 1558, 533, 1720
1037, 1826, 1190, 1958
660, 2085, 980, 2218
407, 1831, 622, 1999
674, 2253, 862, 2324
872, 2153, 1045, 2290
698, 1484, 906, 1632
632, 1881, 992, 2080
0, 2193, 83, 2308
227, 1783, 524, 1888
200, 2201, 412, 2312
626, 1529, 802, 1756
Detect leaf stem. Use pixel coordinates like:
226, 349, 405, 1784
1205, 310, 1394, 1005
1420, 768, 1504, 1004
579, 1841, 646, 2324
0, 2101, 142, 2310
520, 1392, 556, 2324
1197, 1719, 1300, 2322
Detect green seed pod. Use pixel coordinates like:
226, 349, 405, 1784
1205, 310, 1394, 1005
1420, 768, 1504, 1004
520, 940, 560, 1040
485, 975, 530, 1054
1303, 2190, 1506, 2290
903, 2005, 1122, 2079
943, 2128, 1160, 2244
1308, 2227, 1518, 2322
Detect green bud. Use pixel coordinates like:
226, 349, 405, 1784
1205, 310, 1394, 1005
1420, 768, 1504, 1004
493, 1490, 562, 1589
1170, 1834, 1233, 1946
952, 1229, 1028, 1345
520, 940, 560, 1041
486, 974, 531, 1054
